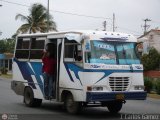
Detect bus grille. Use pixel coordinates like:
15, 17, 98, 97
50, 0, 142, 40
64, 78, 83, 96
109, 77, 130, 91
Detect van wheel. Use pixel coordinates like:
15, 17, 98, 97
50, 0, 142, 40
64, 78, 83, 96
24, 87, 42, 107
65, 94, 81, 114
107, 101, 123, 114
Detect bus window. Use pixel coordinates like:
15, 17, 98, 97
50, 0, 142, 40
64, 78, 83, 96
116, 43, 140, 64
15, 38, 30, 60
64, 40, 82, 62
15, 37, 45, 60
30, 50, 43, 59
16, 38, 30, 49
30, 37, 45, 59
31, 37, 45, 49
15, 50, 29, 59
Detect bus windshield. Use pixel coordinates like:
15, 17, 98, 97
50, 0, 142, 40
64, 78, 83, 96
85, 40, 140, 65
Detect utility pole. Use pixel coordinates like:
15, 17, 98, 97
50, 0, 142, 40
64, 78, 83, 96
47, 0, 49, 32
103, 21, 107, 31
0, 4, 2, 36
143, 18, 151, 35
113, 13, 115, 32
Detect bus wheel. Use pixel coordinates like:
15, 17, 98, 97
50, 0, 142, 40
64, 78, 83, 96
24, 87, 42, 107
107, 101, 123, 114
65, 94, 81, 114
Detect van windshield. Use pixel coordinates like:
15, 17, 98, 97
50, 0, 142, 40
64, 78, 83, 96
85, 40, 140, 65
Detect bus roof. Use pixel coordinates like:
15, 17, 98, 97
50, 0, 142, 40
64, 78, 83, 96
17, 30, 137, 43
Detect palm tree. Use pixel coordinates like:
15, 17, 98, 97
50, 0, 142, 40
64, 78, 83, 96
15, 3, 57, 34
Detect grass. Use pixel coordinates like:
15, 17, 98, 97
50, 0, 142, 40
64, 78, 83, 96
148, 93, 160, 99
0, 74, 13, 79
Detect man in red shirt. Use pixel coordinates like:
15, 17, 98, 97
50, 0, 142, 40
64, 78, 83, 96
42, 46, 56, 100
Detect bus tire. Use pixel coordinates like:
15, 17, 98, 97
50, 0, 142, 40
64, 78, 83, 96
107, 101, 123, 114
65, 94, 81, 114
24, 87, 42, 107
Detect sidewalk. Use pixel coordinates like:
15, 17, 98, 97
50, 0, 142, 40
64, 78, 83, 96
147, 93, 160, 99
0, 74, 12, 80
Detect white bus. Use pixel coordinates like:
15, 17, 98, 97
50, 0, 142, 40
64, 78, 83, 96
11, 30, 146, 114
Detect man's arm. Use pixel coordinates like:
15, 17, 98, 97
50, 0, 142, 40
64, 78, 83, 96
42, 50, 47, 59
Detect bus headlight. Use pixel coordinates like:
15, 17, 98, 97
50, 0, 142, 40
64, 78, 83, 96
92, 86, 103, 91
87, 86, 104, 91
134, 85, 145, 90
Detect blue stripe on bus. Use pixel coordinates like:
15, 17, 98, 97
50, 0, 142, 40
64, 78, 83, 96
64, 63, 143, 85
30, 62, 43, 92
14, 58, 36, 89
64, 63, 83, 85
14, 58, 44, 91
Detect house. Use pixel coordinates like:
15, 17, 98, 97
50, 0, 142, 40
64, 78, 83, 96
0, 53, 13, 72
138, 29, 160, 54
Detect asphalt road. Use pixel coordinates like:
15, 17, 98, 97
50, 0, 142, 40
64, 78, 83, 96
0, 78, 160, 120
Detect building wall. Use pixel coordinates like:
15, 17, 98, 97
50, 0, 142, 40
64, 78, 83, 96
144, 71, 160, 78
138, 30, 160, 54
152, 34, 160, 52
0, 54, 13, 71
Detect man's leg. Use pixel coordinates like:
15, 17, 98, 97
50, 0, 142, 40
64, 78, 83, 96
43, 73, 49, 98
49, 75, 54, 98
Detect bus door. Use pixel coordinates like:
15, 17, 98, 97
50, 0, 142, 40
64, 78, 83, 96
45, 38, 62, 100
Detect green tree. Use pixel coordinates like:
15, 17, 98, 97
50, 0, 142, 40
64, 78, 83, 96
0, 40, 6, 53
141, 48, 160, 71
0, 38, 15, 53
5, 38, 16, 53
15, 3, 57, 34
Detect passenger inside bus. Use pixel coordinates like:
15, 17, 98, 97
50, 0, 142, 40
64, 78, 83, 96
42, 43, 57, 100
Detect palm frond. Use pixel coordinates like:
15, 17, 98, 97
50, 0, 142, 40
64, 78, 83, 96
15, 14, 29, 22
16, 3, 57, 34
16, 24, 30, 34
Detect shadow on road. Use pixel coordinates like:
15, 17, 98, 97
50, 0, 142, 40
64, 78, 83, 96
16, 102, 122, 120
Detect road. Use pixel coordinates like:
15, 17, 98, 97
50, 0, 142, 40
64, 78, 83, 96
0, 78, 160, 120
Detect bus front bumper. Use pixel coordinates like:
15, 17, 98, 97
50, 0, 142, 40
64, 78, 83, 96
86, 91, 147, 102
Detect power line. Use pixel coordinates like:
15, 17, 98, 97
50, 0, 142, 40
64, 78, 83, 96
53, 10, 111, 19
0, 0, 111, 20
0, 0, 29, 7
151, 20, 160, 24
117, 26, 142, 34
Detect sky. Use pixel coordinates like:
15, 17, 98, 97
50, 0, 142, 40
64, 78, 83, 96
0, 0, 160, 39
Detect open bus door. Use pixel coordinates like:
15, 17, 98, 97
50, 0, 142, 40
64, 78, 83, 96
46, 38, 62, 100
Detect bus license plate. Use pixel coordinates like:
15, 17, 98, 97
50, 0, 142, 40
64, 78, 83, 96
116, 94, 125, 100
